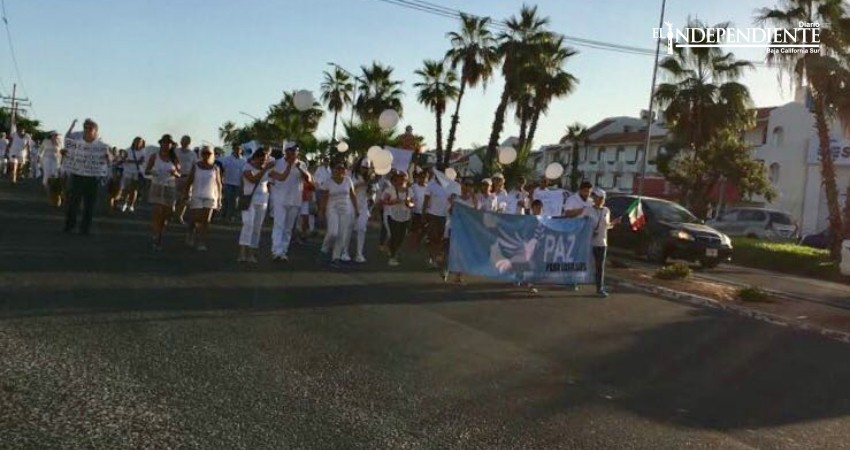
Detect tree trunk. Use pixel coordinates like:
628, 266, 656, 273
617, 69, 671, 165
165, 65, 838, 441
486, 86, 512, 176
570, 139, 581, 192
813, 95, 844, 259
526, 104, 543, 158
517, 106, 529, 155
444, 81, 467, 166
435, 108, 444, 166
331, 110, 339, 143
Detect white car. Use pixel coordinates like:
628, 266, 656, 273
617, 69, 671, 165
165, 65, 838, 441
708, 208, 798, 241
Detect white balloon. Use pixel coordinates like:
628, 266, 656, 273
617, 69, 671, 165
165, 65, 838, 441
372, 149, 394, 171
498, 147, 517, 165
545, 162, 565, 180
444, 167, 458, 181
374, 164, 392, 176
293, 90, 314, 112
336, 141, 349, 153
367, 145, 383, 162
378, 109, 400, 130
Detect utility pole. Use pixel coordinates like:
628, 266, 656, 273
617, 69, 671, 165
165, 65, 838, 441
1, 84, 31, 132
637, 0, 667, 197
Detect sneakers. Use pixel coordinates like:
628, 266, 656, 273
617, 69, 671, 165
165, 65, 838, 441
597, 290, 609, 298
196, 244, 208, 252
128, 205, 135, 213
388, 258, 400, 267
355, 255, 367, 264
120, 203, 127, 212
340, 254, 352, 263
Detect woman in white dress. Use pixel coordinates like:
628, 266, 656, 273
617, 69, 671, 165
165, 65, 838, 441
39, 132, 63, 206
145, 134, 181, 251
238, 149, 274, 263
319, 161, 359, 268
182, 145, 222, 252
351, 157, 373, 263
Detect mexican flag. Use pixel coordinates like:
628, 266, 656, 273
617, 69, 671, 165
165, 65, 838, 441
626, 197, 646, 231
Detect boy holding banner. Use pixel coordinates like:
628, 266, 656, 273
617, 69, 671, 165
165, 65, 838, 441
582, 188, 621, 297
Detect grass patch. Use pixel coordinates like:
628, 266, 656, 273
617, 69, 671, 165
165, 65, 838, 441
737, 286, 773, 303
730, 238, 841, 281
655, 262, 692, 280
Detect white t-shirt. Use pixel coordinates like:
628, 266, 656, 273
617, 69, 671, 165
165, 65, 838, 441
507, 189, 528, 215
325, 176, 355, 214
582, 206, 612, 247
192, 164, 220, 200
123, 147, 147, 176
221, 154, 246, 186
382, 185, 412, 222
314, 166, 332, 190
176, 148, 198, 176
243, 167, 270, 205
270, 159, 306, 206
150, 155, 178, 187
9, 133, 31, 158
534, 188, 566, 217
353, 175, 370, 212
424, 179, 451, 217
564, 193, 592, 215
0, 138, 7, 155
411, 183, 427, 214
492, 189, 511, 213
476, 192, 498, 212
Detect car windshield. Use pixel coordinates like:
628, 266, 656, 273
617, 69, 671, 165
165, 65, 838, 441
770, 212, 793, 225
644, 199, 700, 224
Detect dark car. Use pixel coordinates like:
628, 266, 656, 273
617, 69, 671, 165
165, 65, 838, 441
606, 195, 733, 268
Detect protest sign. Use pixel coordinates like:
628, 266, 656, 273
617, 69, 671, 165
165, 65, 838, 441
63, 139, 110, 177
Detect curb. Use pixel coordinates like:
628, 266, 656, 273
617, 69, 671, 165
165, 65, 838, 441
609, 276, 850, 345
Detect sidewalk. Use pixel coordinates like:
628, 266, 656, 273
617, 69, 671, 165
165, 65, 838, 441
705, 263, 850, 307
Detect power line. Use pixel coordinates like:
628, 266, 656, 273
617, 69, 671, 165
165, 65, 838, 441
370, 0, 767, 65
1, 0, 33, 113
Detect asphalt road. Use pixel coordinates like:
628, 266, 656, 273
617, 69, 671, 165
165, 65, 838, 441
3, 180, 850, 449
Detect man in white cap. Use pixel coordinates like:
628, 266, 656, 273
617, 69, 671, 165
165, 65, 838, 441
491, 173, 511, 213
581, 187, 621, 297
269, 143, 312, 261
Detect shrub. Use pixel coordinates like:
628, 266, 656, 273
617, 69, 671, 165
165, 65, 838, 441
654, 262, 692, 280
737, 286, 772, 303
731, 238, 838, 280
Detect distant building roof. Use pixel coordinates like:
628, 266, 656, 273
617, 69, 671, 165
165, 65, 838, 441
591, 131, 666, 145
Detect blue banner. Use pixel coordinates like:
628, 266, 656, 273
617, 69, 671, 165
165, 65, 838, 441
448, 204, 593, 284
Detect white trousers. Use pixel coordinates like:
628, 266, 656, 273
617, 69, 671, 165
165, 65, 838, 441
239, 203, 267, 248
326, 208, 354, 260
271, 203, 301, 257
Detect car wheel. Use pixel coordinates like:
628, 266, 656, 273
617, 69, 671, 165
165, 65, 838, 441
700, 258, 720, 269
645, 238, 667, 265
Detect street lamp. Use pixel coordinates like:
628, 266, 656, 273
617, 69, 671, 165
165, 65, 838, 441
637, 0, 667, 197
239, 111, 260, 121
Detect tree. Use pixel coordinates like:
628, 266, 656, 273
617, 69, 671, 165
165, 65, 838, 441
218, 121, 237, 145
444, 13, 499, 166
266, 91, 324, 145
414, 59, 459, 165
320, 67, 355, 145
524, 36, 578, 155
654, 19, 772, 218
564, 122, 587, 191
342, 120, 396, 157
485, 5, 551, 175
355, 62, 404, 121
757, 0, 850, 258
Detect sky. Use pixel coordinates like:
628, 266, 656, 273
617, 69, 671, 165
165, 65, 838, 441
3, 0, 796, 150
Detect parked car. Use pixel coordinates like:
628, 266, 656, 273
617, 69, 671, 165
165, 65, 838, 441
707, 207, 798, 241
606, 195, 733, 268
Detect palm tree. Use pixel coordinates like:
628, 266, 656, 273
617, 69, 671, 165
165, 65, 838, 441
757, 0, 850, 258
218, 120, 237, 145
266, 91, 324, 145
444, 13, 499, 166
355, 62, 404, 122
342, 120, 396, 157
525, 36, 578, 154
414, 59, 460, 164
321, 67, 355, 145
485, 5, 551, 175
564, 123, 587, 191
654, 19, 756, 217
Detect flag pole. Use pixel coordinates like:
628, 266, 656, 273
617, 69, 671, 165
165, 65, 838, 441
637, 0, 667, 197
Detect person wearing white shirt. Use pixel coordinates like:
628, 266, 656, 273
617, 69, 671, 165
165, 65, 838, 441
313, 157, 332, 229
120, 137, 147, 213
407, 170, 429, 249
507, 176, 529, 215
7, 127, 31, 184
350, 157, 373, 263
174, 135, 198, 224
0, 132, 7, 177
581, 188, 621, 297
39, 132, 63, 205
491, 173, 512, 213
563, 181, 593, 217
475, 178, 498, 212
381, 171, 414, 267
145, 134, 181, 250
63, 119, 111, 235
422, 170, 452, 268
318, 161, 359, 268
238, 149, 275, 263
220, 145, 246, 222
269, 144, 312, 261
182, 145, 222, 252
